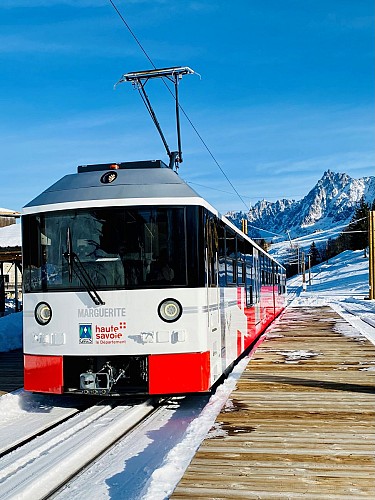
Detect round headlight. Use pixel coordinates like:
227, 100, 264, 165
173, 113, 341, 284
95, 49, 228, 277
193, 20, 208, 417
35, 302, 52, 325
158, 298, 182, 323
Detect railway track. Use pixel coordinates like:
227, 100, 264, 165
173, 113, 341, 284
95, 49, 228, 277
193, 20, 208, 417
0, 396, 159, 499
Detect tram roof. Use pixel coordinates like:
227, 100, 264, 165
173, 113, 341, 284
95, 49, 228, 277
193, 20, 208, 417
23, 160, 203, 210
22, 160, 284, 267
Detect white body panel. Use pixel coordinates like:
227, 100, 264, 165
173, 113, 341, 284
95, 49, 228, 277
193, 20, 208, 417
24, 286, 248, 384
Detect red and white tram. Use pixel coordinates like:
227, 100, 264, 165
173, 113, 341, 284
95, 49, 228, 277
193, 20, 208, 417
22, 159, 286, 396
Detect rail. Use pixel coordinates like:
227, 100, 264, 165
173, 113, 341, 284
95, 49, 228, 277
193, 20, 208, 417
0, 398, 158, 499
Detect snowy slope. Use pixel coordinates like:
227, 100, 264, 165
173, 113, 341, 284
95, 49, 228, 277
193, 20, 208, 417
290, 249, 369, 298
268, 221, 362, 262
287, 250, 375, 344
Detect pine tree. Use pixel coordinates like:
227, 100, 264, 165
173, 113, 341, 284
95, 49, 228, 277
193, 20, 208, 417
257, 238, 270, 252
325, 238, 336, 261
309, 241, 320, 266
347, 197, 369, 250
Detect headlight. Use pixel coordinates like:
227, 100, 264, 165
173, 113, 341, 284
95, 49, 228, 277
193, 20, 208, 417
158, 298, 182, 323
35, 302, 52, 325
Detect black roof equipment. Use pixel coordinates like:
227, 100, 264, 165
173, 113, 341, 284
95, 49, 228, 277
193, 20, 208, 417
115, 66, 196, 171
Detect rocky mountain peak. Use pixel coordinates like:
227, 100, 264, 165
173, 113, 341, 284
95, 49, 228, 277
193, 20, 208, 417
226, 170, 375, 240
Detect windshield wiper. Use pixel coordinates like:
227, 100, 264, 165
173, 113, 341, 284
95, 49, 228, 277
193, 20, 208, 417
63, 227, 105, 306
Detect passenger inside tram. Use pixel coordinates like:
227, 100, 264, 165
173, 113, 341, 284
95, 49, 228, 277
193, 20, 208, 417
149, 248, 175, 284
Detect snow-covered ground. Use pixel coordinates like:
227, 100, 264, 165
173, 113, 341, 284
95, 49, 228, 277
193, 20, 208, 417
287, 249, 375, 345
0, 309, 22, 353
0, 249, 374, 499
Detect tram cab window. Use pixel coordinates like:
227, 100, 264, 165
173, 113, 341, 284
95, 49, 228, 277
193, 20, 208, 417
23, 207, 187, 291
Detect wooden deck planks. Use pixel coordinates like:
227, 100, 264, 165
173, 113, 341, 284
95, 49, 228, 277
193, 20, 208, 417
172, 306, 375, 499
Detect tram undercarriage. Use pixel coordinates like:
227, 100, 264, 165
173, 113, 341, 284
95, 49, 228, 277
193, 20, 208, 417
63, 355, 148, 396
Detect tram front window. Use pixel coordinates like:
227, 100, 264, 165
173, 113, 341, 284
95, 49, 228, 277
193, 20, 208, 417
23, 207, 187, 292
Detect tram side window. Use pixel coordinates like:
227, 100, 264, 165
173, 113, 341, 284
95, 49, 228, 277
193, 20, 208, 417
268, 269, 272, 285
186, 206, 201, 287
237, 237, 245, 285
273, 264, 277, 288
244, 242, 254, 306
264, 258, 271, 285
218, 222, 226, 287
225, 228, 236, 285
280, 271, 286, 294
277, 268, 283, 294
269, 259, 274, 285
245, 265, 252, 306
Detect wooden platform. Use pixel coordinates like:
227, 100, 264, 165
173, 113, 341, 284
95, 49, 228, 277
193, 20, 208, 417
172, 306, 375, 499
0, 349, 23, 395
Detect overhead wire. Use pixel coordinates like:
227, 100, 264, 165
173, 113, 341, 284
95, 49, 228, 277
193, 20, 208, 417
290, 216, 368, 242
107, 0, 249, 211
108, 0, 155, 69
187, 181, 255, 200
278, 216, 369, 251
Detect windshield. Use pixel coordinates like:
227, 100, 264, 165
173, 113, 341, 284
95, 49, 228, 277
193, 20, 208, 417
23, 206, 187, 292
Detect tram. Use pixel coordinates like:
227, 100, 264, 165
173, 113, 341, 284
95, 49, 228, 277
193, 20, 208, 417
22, 159, 286, 396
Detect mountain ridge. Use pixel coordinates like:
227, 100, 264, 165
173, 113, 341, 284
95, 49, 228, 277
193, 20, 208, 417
226, 170, 375, 240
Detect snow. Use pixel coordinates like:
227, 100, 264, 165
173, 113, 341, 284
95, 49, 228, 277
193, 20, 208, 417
287, 249, 375, 345
56, 395, 211, 500
288, 249, 369, 299
0, 249, 374, 499
273, 349, 321, 363
0, 223, 21, 248
142, 358, 249, 500
0, 310, 22, 352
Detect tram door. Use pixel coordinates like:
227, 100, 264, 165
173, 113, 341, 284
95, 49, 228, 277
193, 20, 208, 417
205, 216, 221, 383
253, 249, 261, 325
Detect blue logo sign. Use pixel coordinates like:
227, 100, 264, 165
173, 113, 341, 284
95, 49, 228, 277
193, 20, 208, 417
79, 324, 93, 344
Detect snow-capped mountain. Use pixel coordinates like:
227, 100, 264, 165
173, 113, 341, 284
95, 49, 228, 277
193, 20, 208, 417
226, 170, 375, 240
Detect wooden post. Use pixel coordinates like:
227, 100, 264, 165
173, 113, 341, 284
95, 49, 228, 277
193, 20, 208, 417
297, 247, 300, 274
302, 251, 306, 291
369, 211, 375, 300
241, 219, 248, 235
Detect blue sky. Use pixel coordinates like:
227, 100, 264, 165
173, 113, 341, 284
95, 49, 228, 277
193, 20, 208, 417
0, 0, 374, 213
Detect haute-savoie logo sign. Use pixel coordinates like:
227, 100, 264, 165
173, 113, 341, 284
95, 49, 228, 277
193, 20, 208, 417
79, 324, 93, 344
79, 322, 127, 345
78, 308, 127, 345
